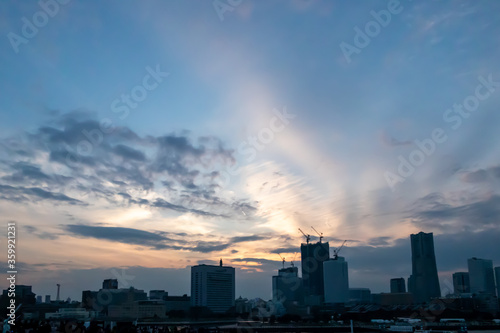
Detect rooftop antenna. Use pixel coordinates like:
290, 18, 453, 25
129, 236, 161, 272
278, 253, 286, 269
311, 226, 323, 243
298, 228, 310, 244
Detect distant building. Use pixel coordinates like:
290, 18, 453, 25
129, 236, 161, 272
36, 295, 42, 303
272, 266, 303, 306
301, 240, 329, 304
390, 278, 406, 293
323, 256, 349, 304
108, 300, 166, 319
164, 294, 190, 313
495, 266, 500, 298
349, 288, 371, 304
372, 292, 413, 305
45, 295, 51, 303
452, 272, 470, 294
149, 290, 168, 300
468, 257, 495, 295
81, 287, 147, 313
191, 261, 235, 313
102, 279, 118, 289
409, 232, 441, 303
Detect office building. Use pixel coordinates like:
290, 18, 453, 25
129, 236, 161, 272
323, 256, 349, 304
301, 240, 329, 303
410, 232, 441, 303
191, 260, 235, 313
149, 290, 167, 300
495, 267, 500, 298
468, 257, 495, 295
102, 279, 118, 289
452, 272, 470, 294
272, 266, 303, 305
45, 295, 51, 303
349, 288, 371, 303
390, 278, 406, 293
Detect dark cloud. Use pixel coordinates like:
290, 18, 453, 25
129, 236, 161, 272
62, 224, 232, 253
460, 165, 500, 183
0, 184, 85, 205
0, 111, 255, 218
230, 235, 271, 243
112, 144, 146, 161
409, 192, 500, 230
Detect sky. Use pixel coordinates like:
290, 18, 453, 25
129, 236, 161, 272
1, 0, 500, 302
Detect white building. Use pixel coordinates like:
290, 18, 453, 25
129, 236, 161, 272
468, 257, 495, 295
323, 256, 349, 303
191, 261, 235, 313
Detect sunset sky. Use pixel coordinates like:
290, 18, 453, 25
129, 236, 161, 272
1, 0, 500, 301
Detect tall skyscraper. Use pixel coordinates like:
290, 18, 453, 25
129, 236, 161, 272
272, 266, 303, 305
191, 261, 235, 313
410, 232, 441, 303
452, 272, 470, 294
390, 278, 406, 293
495, 267, 500, 298
468, 257, 495, 295
323, 256, 349, 304
301, 240, 329, 303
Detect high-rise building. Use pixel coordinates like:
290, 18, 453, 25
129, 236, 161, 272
272, 266, 303, 305
495, 267, 500, 298
102, 279, 118, 289
410, 232, 441, 303
390, 278, 406, 293
191, 261, 235, 313
323, 256, 349, 304
468, 257, 495, 295
301, 240, 329, 303
452, 272, 470, 294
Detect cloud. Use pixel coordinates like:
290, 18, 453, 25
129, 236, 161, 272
460, 165, 500, 183
0, 184, 85, 205
408, 193, 500, 231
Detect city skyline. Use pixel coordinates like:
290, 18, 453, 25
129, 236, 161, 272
1, 1, 500, 302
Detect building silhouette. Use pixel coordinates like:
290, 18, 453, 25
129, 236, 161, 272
191, 260, 235, 313
495, 267, 500, 298
390, 278, 406, 293
452, 272, 470, 294
468, 257, 495, 295
301, 240, 329, 304
409, 232, 441, 303
102, 279, 118, 289
323, 256, 349, 304
272, 266, 303, 306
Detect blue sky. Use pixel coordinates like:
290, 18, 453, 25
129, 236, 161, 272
1, 0, 500, 301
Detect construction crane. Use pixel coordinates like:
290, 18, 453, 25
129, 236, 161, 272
278, 253, 286, 269
290, 252, 297, 267
298, 228, 310, 244
311, 226, 323, 243
333, 240, 347, 259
